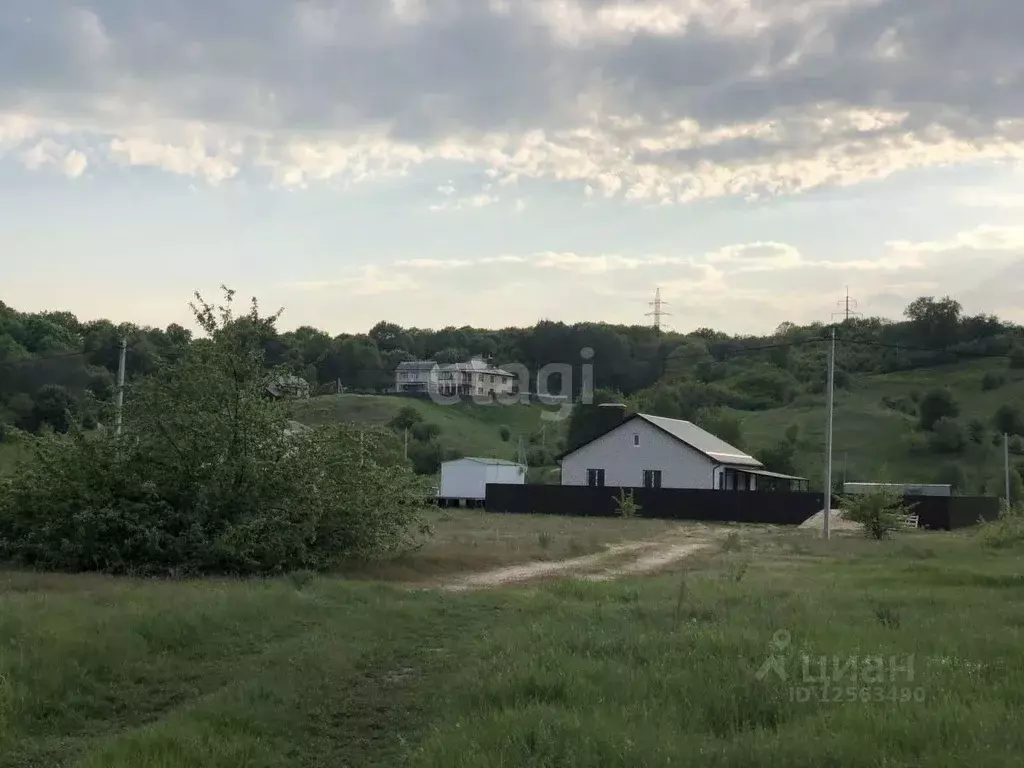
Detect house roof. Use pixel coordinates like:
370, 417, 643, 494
397, 360, 437, 370
560, 412, 763, 468
442, 360, 516, 377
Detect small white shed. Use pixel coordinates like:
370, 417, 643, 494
439, 457, 526, 506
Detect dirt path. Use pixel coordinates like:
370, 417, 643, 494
440, 528, 721, 592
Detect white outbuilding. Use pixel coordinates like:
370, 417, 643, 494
438, 457, 526, 507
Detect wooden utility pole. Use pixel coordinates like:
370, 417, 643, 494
114, 338, 127, 435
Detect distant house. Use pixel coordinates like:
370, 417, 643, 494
395, 360, 439, 395
266, 374, 310, 400
395, 357, 517, 398
559, 412, 807, 491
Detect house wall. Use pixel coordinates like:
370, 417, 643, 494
487, 463, 526, 486
561, 419, 716, 489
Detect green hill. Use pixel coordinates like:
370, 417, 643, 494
291, 395, 569, 463
739, 359, 1024, 493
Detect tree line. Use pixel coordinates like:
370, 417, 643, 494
3, 294, 1023, 442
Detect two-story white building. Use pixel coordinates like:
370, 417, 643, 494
559, 412, 807, 492
395, 358, 517, 398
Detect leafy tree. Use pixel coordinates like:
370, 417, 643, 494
918, 388, 959, 431
389, 406, 423, 432
498, 425, 512, 442
0, 289, 429, 575
904, 296, 963, 349
968, 418, 987, 445
935, 462, 970, 494
28, 385, 78, 433
411, 422, 441, 442
929, 418, 966, 454
526, 447, 555, 467
994, 404, 1024, 437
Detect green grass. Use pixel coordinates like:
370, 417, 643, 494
292, 394, 568, 461
740, 358, 1024, 490
3, 528, 1024, 766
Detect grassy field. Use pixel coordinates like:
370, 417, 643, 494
741, 358, 1024, 490
292, 394, 568, 463
3, 521, 1023, 767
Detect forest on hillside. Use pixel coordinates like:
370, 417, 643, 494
3, 294, 1024, 450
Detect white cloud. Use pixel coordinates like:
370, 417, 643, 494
20, 139, 88, 177
3, 1, 1024, 199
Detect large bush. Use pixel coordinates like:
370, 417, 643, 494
0, 291, 429, 575
929, 417, 967, 454
918, 388, 959, 431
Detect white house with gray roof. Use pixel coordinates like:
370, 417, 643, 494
395, 358, 517, 398
559, 412, 807, 492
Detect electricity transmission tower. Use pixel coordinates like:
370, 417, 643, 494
832, 287, 862, 323
646, 287, 672, 331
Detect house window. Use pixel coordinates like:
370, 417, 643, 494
643, 470, 662, 489
587, 469, 605, 487
633, 434, 640, 447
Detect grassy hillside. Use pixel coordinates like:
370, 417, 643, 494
292, 395, 569, 462
740, 359, 1024, 492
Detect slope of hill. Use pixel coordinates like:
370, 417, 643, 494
739, 359, 1024, 493
291, 395, 569, 462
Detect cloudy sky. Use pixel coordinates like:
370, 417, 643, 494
4, 0, 1024, 335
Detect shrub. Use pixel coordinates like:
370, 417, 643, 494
982, 371, 1007, 391
881, 395, 917, 416
411, 422, 441, 442
918, 388, 959, 431
1010, 345, 1024, 370
0, 290, 430, 575
840, 486, 915, 540
526, 447, 555, 467
968, 418, 987, 445
929, 417, 966, 453
613, 489, 641, 518
993, 404, 1024, 437
979, 502, 1024, 549
498, 425, 512, 442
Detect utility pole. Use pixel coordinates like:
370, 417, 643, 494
1005, 433, 1011, 510
404, 428, 410, 461
832, 286, 862, 323
823, 326, 836, 539
114, 338, 127, 436
646, 287, 672, 332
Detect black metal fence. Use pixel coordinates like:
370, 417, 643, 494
485, 484, 825, 525
485, 484, 1002, 530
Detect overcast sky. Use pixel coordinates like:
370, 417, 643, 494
3, 0, 1024, 335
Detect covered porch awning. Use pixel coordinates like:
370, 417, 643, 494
718, 465, 810, 492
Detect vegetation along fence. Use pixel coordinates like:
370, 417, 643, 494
485, 485, 1002, 530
